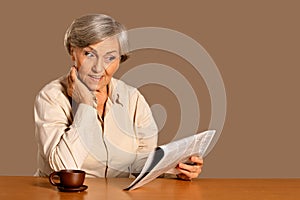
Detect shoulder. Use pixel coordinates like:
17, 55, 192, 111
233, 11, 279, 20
110, 78, 151, 110
111, 77, 142, 99
36, 75, 68, 103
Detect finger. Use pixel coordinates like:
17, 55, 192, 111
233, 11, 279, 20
176, 173, 191, 181
179, 164, 201, 176
67, 69, 75, 97
67, 67, 75, 84
70, 66, 77, 82
67, 87, 73, 97
67, 77, 74, 96
67, 72, 73, 85
179, 162, 202, 174
178, 162, 199, 173
190, 156, 204, 166
177, 167, 200, 179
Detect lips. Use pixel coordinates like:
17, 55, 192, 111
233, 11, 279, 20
88, 74, 102, 82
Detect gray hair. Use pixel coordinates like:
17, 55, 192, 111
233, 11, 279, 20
64, 14, 129, 62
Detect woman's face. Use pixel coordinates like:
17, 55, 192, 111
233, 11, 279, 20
71, 36, 120, 92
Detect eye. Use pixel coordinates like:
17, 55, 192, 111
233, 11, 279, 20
104, 55, 116, 63
84, 51, 95, 58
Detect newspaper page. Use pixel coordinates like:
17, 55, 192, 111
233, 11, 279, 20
124, 130, 216, 191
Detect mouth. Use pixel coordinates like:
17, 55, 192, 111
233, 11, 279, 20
88, 74, 103, 82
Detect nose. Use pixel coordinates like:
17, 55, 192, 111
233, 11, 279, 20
91, 57, 105, 74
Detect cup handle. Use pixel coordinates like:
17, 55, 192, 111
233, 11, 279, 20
49, 171, 60, 186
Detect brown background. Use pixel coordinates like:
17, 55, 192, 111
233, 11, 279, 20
0, 0, 299, 177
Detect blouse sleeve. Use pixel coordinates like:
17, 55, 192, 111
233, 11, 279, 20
34, 89, 103, 173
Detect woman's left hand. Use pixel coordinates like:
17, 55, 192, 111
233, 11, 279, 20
176, 156, 203, 181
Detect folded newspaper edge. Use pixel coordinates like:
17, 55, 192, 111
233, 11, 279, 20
124, 130, 216, 191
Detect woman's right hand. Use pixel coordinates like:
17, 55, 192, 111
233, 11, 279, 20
67, 66, 96, 107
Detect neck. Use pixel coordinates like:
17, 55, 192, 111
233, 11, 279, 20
96, 85, 108, 95
94, 84, 109, 106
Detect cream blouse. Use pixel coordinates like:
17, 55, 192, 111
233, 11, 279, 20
34, 76, 158, 177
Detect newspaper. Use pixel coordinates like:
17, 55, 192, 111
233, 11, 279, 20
124, 130, 216, 191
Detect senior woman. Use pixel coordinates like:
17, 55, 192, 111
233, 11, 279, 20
34, 14, 203, 180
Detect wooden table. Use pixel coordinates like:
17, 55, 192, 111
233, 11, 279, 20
0, 176, 299, 200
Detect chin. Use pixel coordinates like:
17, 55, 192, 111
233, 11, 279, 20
86, 85, 98, 92
87, 81, 107, 91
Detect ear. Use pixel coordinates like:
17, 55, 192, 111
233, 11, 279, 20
70, 46, 76, 61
